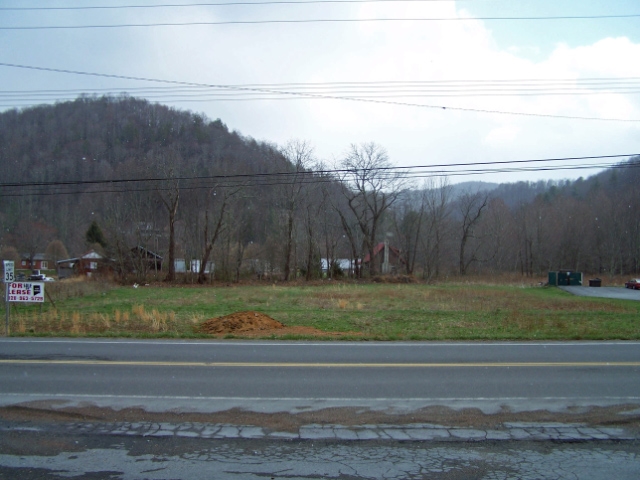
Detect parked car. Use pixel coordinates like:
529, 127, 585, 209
27, 269, 45, 281
27, 270, 55, 282
624, 279, 640, 289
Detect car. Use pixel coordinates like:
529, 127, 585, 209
624, 279, 640, 289
26, 270, 55, 282
27, 270, 45, 281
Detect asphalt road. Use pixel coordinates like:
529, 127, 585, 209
1, 339, 639, 479
1, 338, 639, 414
559, 285, 640, 301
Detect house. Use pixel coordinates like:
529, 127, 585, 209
130, 246, 163, 272
56, 250, 107, 278
321, 258, 355, 277
19, 253, 49, 271
361, 242, 404, 274
174, 258, 214, 274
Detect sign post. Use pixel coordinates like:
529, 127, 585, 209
3, 261, 14, 335
3, 262, 46, 336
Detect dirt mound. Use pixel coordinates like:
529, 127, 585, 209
198, 311, 284, 334
197, 311, 361, 338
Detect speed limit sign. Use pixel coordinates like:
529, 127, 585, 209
3, 261, 14, 283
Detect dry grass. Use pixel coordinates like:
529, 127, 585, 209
46, 276, 116, 301
5, 278, 640, 340
10, 303, 180, 336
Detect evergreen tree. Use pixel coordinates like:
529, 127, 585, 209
85, 221, 107, 248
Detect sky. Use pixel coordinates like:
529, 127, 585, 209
1, 0, 639, 185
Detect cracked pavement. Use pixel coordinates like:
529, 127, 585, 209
3, 419, 639, 442
0, 418, 639, 479
0, 426, 638, 479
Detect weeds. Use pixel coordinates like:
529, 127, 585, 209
6, 281, 640, 340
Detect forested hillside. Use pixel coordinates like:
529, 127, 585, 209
1, 96, 639, 280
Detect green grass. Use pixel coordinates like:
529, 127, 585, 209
4, 280, 640, 340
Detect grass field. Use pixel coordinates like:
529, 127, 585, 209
4, 278, 640, 340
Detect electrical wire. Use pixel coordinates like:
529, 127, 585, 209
1, 155, 637, 197
2, 78, 640, 104
0, 154, 634, 188
2, 77, 640, 105
2, 14, 639, 30
2, 162, 636, 197
0, 0, 486, 11
2, 63, 638, 122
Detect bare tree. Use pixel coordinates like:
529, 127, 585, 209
45, 240, 69, 265
220, 194, 256, 283
475, 198, 515, 273
337, 143, 406, 277
392, 190, 425, 275
420, 177, 452, 280
318, 182, 345, 279
301, 176, 325, 280
278, 140, 314, 281
198, 186, 240, 284
14, 220, 56, 268
154, 149, 182, 282
457, 191, 489, 275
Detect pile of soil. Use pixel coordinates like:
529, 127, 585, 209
197, 311, 361, 338
198, 311, 284, 334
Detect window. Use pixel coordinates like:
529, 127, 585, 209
41, 261, 48, 269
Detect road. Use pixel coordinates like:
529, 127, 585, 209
1, 339, 639, 479
560, 285, 640, 301
1, 338, 639, 413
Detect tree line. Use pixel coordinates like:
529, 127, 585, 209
0, 96, 638, 281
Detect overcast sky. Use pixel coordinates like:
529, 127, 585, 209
1, 0, 639, 184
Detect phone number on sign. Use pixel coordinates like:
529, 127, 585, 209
8, 295, 44, 302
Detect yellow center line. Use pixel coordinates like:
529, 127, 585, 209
0, 360, 639, 367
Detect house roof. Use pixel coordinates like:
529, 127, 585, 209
362, 243, 403, 264
56, 249, 104, 265
20, 253, 47, 261
131, 245, 163, 260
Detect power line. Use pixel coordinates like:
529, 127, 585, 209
4, 77, 640, 92
0, 154, 634, 188
2, 77, 640, 104
2, 89, 639, 106
2, 161, 638, 198
0, 155, 636, 198
0, 0, 482, 11
2, 78, 640, 103
2, 63, 638, 122
2, 14, 639, 30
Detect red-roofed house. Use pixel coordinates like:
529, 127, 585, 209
361, 242, 404, 274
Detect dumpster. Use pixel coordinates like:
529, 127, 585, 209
549, 271, 583, 286
588, 278, 602, 287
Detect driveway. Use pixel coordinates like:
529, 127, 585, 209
559, 286, 640, 301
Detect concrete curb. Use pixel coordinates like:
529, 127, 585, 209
7, 421, 636, 442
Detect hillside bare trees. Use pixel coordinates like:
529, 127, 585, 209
336, 142, 407, 277
2, 98, 639, 282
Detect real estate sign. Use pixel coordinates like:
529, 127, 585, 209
7, 282, 45, 303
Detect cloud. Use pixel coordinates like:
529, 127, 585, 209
1, 2, 639, 183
